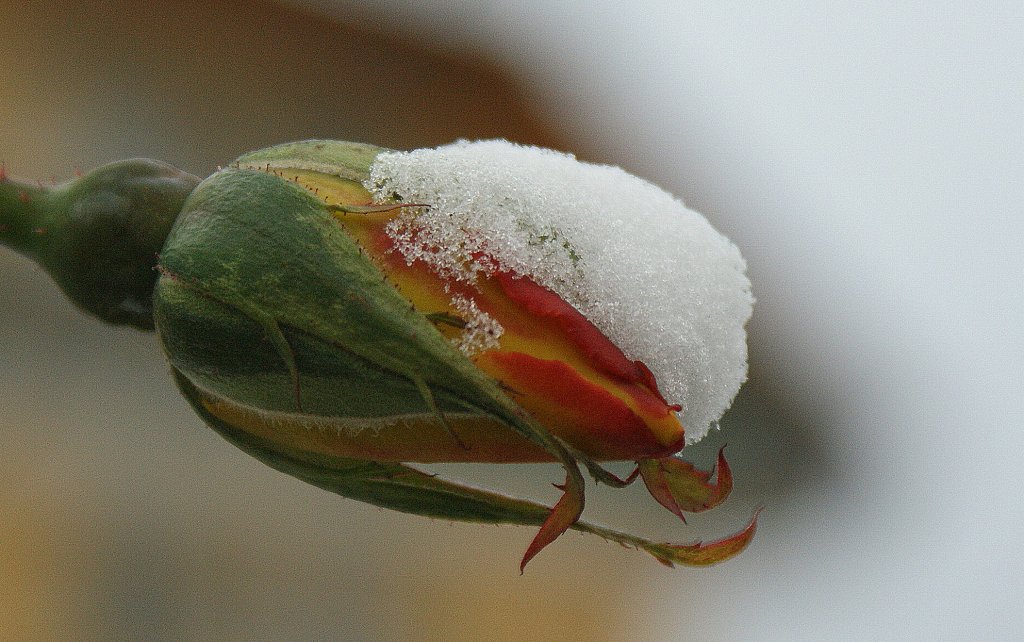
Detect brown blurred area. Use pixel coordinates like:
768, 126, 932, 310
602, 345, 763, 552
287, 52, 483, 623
0, 0, 823, 639
0, 0, 564, 173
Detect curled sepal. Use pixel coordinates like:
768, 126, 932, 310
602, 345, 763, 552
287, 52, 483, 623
639, 447, 733, 521
642, 508, 761, 568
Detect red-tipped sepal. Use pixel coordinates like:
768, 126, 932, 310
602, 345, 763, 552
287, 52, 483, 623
519, 471, 585, 573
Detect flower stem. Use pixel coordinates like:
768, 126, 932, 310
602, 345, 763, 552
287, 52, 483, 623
0, 159, 199, 329
0, 172, 51, 258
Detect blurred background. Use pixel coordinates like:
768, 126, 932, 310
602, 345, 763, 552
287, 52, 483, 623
1, 1, 1022, 640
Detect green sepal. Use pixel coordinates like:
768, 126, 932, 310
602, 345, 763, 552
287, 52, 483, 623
234, 139, 382, 182
156, 166, 531, 430
174, 369, 758, 569
173, 368, 550, 524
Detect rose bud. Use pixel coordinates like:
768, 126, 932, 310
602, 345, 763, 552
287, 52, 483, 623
1, 140, 756, 569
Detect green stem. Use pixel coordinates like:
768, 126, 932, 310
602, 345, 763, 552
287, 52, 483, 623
0, 159, 199, 329
0, 174, 52, 258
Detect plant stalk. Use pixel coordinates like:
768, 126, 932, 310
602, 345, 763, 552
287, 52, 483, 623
0, 171, 52, 258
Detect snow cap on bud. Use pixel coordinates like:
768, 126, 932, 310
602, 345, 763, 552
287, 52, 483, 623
368, 140, 753, 443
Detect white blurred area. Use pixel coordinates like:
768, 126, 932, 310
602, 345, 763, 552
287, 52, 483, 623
296, 1, 1024, 639
1, 0, 1022, 639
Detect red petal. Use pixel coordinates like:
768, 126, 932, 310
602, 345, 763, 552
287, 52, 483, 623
639, 447, 733, 520
482, 351, 683, 460
495, 271, 650, 387
650, 508, 761, 568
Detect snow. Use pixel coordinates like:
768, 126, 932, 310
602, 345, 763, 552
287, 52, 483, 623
366, 139, 752, 442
